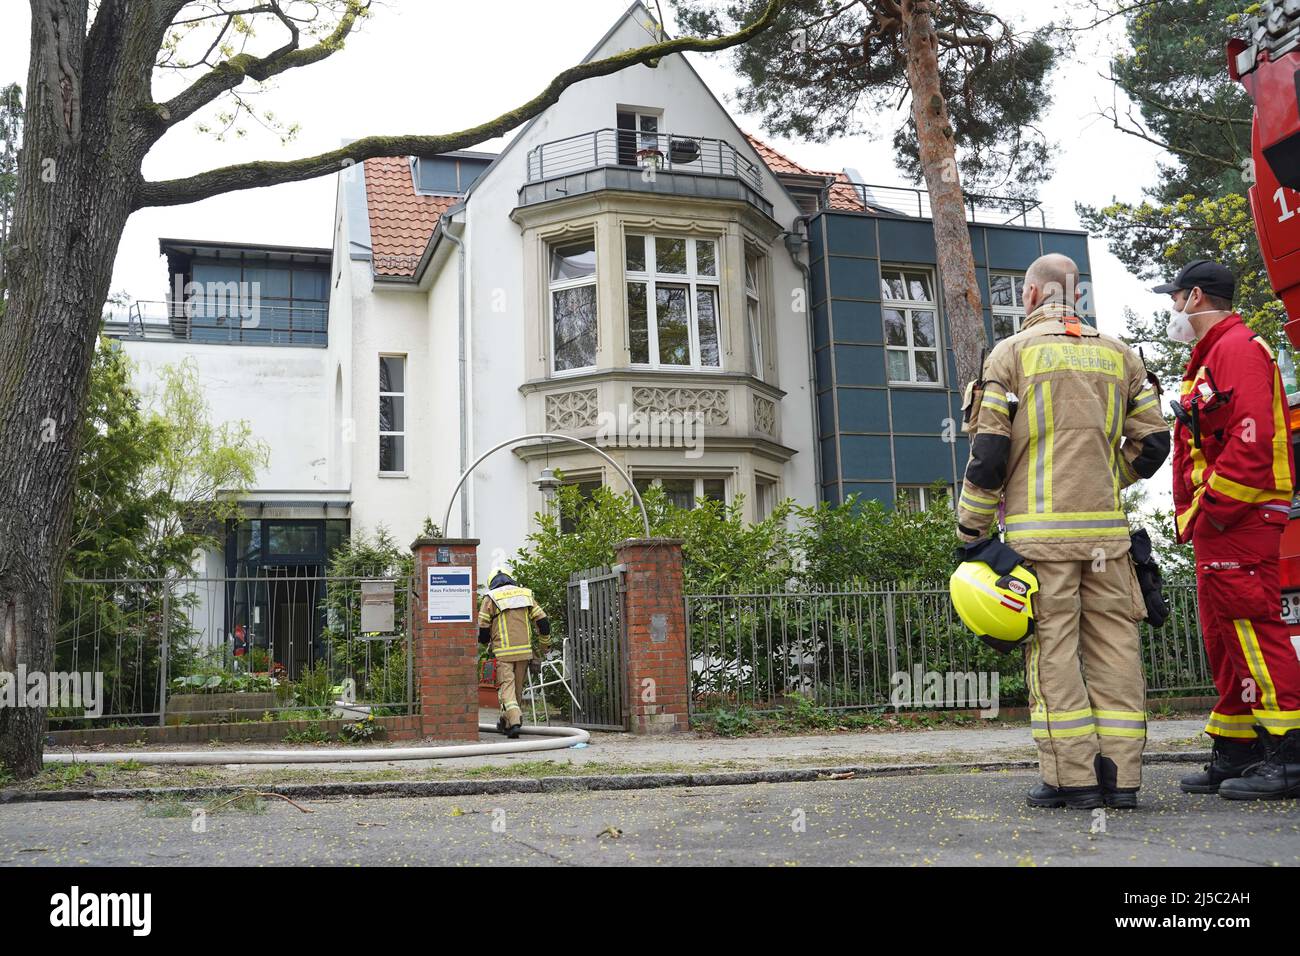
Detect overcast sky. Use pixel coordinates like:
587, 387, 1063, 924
0, 0, 1181, 336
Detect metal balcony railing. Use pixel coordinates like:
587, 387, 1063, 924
845, 183, 1055, 229
109, 299, 329, 348
526, 129, 764, 194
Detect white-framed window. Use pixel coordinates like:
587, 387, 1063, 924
882, 267, 942, 386
626, 234, 721, 369
634, 475, 727, 509
897, 484, 953, 512
378, 354, 406, 474
744, 247, 765, 375
754, 475, 778, 521
550, 238, 598, 373
617, 108, 662, 165
990, 273, 1026, 343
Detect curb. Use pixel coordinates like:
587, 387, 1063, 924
0, 750, 1209, 805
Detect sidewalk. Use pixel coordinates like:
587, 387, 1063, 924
219, 716, 1208, 773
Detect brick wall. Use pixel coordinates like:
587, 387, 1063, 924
410, 537, 481, 741
616, 538, 688, 734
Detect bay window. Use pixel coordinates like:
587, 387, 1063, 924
550, 239, 598, 373
625, 234, 721, 369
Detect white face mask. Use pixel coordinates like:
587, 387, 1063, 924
1167, 307, 1197, 344
1166, 302, 1218, 344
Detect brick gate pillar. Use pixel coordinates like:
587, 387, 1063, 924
614, 538, 688, 734
410, 537, 480, 741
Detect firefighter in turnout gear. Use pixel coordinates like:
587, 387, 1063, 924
1158, 260, 1300, 800
957, 254, 1171, 809
477, 564, 550, 738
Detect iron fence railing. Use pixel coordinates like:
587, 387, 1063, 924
845, 182, 1055, 229
526, 128, 764, 193
105, 299, 328, 347
685, 582, 1211, 716
54, 574, 415, 726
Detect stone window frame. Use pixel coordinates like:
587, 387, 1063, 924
624, 232, 724, 371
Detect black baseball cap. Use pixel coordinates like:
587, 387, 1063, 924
1152, 259, 1236, 301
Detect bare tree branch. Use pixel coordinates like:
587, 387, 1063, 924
136, 0, 789, 208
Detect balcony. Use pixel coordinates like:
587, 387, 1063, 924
105, 299, 329, 348
521, 129, 773, 217
840, 183, 1057, 229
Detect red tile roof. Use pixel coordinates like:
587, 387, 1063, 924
744, 133, 869, 212
364, 156, 459, 278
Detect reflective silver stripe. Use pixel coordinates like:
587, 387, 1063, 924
1129, 391, 1158, 414
1110, 383, 1124, 447
1005, 516, 1129, 532
1094, 718, 1145, 729
1030, 716, 1095, 730
1034, 384, 1048, 513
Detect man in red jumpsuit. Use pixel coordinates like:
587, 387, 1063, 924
1160, 260, 1300, 800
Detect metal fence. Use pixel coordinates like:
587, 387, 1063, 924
565, 565, 628, 731
55, 573, 415, 726
844, 182, 1055, 229
526, 128, 764, 193
685, 582, 1212, 716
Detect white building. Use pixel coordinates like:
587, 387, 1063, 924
115, 2, 821, 584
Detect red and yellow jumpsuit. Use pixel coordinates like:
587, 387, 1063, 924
1173, 313, 1300, 741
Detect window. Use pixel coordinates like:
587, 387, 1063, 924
617, 109, 662, 166
990, 273, 1026, 343
185, 258, 329, 346
626, 234, 721, 369
897, 484, 953, 512
881, 268, 941, 385
745, 249, 765, 375
635, 476, 727, 510
558, 479, 602, 535
755, 476, 778, 521
379, 355, 406, 473
550, 239, 598, 372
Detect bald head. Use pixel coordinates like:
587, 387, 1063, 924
1023, 253, 1080, 314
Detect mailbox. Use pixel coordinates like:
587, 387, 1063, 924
360, 580, 396, 634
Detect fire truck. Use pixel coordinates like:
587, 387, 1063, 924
1230, 1, 1300, 638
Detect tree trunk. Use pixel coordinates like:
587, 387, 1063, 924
902, 0, 986, 391
0, 0, 144, 778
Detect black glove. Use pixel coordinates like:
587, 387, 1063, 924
1129, 528, 1170, 628
954, 536, 1029, 576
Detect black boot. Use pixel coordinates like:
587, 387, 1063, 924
506, 722, 522, 739
496, 716, 508, 735
1218, 728, 1300, 801
1096, 754, 1139, 809
1027, 781, 1104, 809
1179, 735, 1264, 794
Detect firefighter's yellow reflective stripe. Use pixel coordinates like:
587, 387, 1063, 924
983, 391, 1010, 416
1027, 637, 1044, 716
959, 495, 998, 516
1106, 382, 1121, 506
530, 604, 547, 621
1207, 472, 1289, 505
1253, 709, 1300, 734
963, 487, 1000, 506
1093, 708, 1145, 721
1027, 383, 1054, 513
1270, 374, 1293, 493
1129, 390, 1159, 415
1176, 488, 1205, 538
1234, 619, 1279, 713
1031, 707, 1097, 739
1205, 712, 1258, 738
1021, 342, 1124, 378
1005, 512, 1128, 536
1189, 438, 1209, 487
1181, 380, 1194, 396
1117, 453, 1139, 485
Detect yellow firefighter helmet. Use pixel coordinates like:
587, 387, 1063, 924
950, 560, 1039, 653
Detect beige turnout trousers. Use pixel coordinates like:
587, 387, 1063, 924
1026, 555, 1148, 789
496, 660, 530, 727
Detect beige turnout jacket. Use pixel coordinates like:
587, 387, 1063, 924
956, 303, 1168, 561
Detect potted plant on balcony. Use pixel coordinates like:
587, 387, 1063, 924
635, 147, 664, 171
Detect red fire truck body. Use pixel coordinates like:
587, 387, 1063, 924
1230, 7, 1300, 641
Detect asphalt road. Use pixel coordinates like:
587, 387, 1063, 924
0, 766, 1295, 866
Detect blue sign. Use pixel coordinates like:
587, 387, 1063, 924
427, 566, 473, 623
